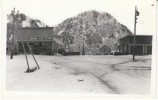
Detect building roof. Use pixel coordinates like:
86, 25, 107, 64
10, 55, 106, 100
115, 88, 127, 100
119, 34, 152, 45
119, 34, 152, 40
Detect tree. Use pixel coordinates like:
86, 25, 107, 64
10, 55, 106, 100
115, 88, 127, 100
30, 19, 39, 27
7, 8, 27, 59
9, 8, 16, 59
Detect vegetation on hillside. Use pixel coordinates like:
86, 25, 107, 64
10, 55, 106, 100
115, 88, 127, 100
54, 10, 132, 54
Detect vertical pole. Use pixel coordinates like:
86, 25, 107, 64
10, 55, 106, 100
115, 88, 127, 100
133, 6, 137, 60
22, 41, 30, 71
123, 46, 124, 55
143, 45, 144, 55
16, 42, 19, 54
82, 41, 85, 55
26, 42, 40, 69
79, 45, 81, 55
146, 45, 148, 55
129, 45, 130, 54
82, 25, 85, 55
10, 13, 15, 59
52, 27, 54, 55
51, 42, 53, 55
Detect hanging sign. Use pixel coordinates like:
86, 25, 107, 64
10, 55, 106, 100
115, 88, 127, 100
38, 37, 45, 40
46, 37, 52, 40
28, 37, 52, 40
28, 37, 38, 40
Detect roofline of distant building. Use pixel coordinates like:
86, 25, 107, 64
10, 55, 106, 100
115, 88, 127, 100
119, 34, 152, 40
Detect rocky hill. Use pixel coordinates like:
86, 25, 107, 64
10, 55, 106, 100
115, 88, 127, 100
54, 10, 132, 55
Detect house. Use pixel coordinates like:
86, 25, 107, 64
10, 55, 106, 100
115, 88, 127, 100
119, 35, 152, 55
7, 27, 64, 55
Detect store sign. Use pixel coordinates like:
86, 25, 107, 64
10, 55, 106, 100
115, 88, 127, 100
38, 37, 45, 40
28, 37, 52, 40
46, 37, 52, 40
28, 37, 38, 40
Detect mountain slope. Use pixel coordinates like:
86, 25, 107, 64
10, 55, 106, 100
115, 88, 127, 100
54, 10, 132, 54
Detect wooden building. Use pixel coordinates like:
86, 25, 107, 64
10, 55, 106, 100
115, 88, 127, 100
119, 35, 152, 55
10, 27, 64, 55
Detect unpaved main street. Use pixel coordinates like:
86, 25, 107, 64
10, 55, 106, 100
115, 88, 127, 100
6, 55, 151, 94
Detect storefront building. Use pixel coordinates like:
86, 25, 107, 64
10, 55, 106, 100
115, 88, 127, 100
12, 27, 64, 55
119, 35, 152, 55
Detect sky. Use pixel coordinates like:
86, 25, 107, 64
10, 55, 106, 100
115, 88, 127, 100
1, 0, 156, 35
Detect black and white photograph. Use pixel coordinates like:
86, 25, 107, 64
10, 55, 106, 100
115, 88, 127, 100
0, 0, 157, 100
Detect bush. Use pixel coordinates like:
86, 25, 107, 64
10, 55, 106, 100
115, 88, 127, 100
65, 52, 80, 56
114, 52, 123, 55
58, 48, 65, 55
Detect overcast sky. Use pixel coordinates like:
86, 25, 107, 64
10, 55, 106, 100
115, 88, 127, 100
1, 0, 156, 35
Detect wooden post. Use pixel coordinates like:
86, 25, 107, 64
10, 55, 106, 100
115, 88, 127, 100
143, 45, 144, 55
129, 45, 130, 55
51, 42, 53, 55
16, 42, 19, 54
145, 45, 147, 55
82, 23, 85, 55
133, 6, 137, 60
146, 45, 148, 55
10, 16, 15, 59
26, 42, 40, 69
22, 41, 30, 71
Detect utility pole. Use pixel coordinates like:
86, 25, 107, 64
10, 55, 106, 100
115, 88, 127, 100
133, 6, 139, 60
82, 24, 85, 55
10, 8, 15, 59
82, 39, 85, 55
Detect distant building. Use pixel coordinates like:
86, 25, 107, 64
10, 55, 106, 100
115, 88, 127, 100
7, 27, 64, 55
119, 35, 152, 55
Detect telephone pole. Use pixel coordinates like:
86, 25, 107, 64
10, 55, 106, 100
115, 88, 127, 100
82, 22, 85, 55
133, 6, 139, 60
82, 28, 85, 55
10, 8, 15, 59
